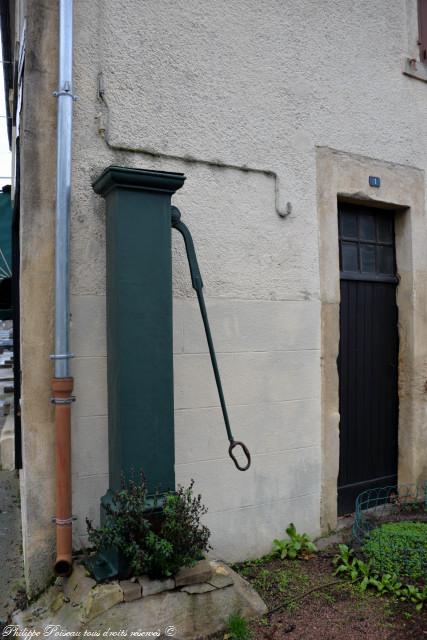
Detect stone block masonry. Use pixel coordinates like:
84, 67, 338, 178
12, 560, 266, 638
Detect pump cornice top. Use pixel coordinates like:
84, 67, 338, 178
92, 165, 186, 197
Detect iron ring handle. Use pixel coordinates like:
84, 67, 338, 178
228, 440, 251, 471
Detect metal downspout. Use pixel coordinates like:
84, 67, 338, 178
52, 0, 75, 577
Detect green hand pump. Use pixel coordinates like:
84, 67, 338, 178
89, 166, 250, 581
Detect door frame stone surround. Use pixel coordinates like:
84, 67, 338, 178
316, 146, 427, 531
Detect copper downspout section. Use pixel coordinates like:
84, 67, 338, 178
52, 377, 74, 577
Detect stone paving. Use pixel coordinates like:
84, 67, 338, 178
0, 468, 24, 623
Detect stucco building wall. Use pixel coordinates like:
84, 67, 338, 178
16, 0, 427, 594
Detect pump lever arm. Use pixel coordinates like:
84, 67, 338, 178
171, 206, 251, 471
171, 206, 203, 291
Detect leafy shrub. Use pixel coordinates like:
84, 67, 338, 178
362, 521, 427, 580
160, 482, 211, 575
86, 475, 211, 578
272, 523, 317, 560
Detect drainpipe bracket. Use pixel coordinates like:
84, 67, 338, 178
49, 353, 74, 360
50, 396, 76, 405
53, 81, 78, 101
51, 516, 77, 525
52, 91, 79, 101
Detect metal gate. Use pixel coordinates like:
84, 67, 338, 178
337, 203, 399, 515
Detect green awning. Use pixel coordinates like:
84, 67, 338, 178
0, 187, 12, 319
0, 187, 12, 278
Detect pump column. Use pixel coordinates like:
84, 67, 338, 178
93, 166, 186, 496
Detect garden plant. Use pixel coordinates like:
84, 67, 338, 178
361, 521, 427, 581
272, 523, 317, 560
86, 474, 211, 579
333, 543, 427, 610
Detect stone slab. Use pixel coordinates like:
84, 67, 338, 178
175, 559, 212, 587
63, 563, 96, 605
138, 575, 175, 596
208, 560, 234, 588
180, 582, 216, 594
81, 583, 124, 622
208, 573, 234, 589
120, 580, 142, 602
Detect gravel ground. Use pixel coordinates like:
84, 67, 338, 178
0, 468, 24, 624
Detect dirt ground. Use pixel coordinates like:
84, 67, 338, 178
217, 551, 427, 640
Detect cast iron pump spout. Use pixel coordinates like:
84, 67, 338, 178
171, 206, 251, 471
